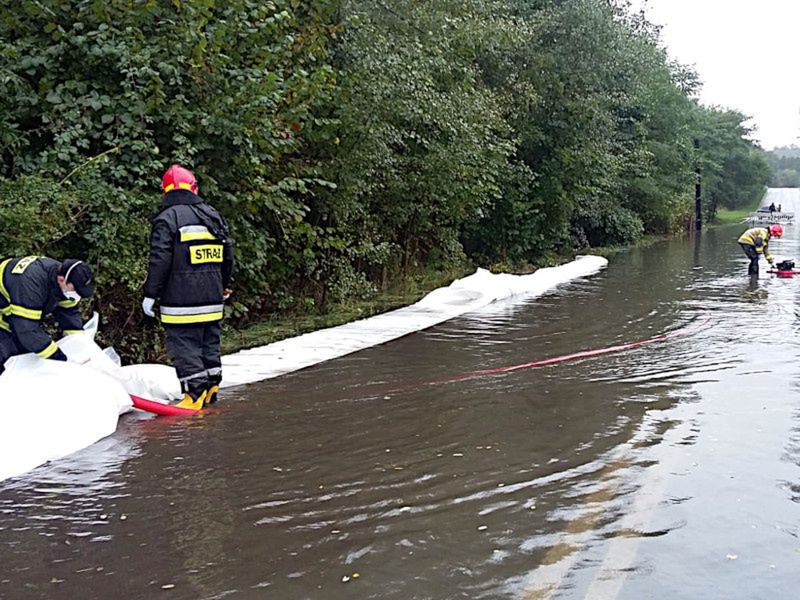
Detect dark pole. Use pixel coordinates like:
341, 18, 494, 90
694, 138, 702, 231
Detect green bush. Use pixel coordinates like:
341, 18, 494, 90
0, 0, 771, 362
572, 201, 644, 247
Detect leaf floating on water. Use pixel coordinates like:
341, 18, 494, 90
162, 583, 176, 589
341, 575, 351, 583
477, 525, 488, 531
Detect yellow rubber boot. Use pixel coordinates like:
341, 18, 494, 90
175, 391, 206, 411
205, 385, 220, 407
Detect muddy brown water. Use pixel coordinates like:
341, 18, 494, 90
3, 198, 800, 599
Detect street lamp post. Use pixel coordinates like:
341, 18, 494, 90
694, 138, 702, 231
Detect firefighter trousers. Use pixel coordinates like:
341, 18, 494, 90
739, 243, 760, 275
164, 321, 222, 400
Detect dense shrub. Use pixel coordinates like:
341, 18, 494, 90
0, 0, 770, 359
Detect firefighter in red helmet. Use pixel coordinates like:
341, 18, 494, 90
142, 164, 234, 411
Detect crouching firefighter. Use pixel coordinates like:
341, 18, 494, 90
142, 164, 234, 411
0, 257, 94, 374
738, 224, 783, 276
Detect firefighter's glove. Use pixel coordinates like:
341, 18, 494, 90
223, 288, 232, 302
142, 297, 156, 318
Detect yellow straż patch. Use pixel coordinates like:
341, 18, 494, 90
190, 244, 223, 264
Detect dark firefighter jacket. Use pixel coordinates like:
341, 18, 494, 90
738, 227, 774, 262
0, 257, 82, 359
143, 190, 234, 325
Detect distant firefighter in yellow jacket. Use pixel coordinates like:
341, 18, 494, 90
738, 224, 782, 275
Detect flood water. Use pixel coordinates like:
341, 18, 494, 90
3, 190, 800, 599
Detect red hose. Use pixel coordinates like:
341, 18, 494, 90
422, 314, 712, 387
130, 394, 202, 416
134, 315, 712, 407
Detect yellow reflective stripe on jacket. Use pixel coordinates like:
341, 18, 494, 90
179, 225, 217, 242
160, 312, 223, 325
182, 232, 216, 241
0, 318, 10, 332
10, 304, 42, 320
63, 329, 82, 335
36, 341, 59, 358
0, 258, 11, 302
58, 299, 79, 309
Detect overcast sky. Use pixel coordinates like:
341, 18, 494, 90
629, 0, 800, 149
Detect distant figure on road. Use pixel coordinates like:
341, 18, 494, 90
738, 224, 783, 276
769, 202, 777, 214
778, 203, 782, 212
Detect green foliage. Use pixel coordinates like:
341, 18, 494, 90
0, 177, 80, 255
0, 0, 772, 361
324, 0, 512, 276
572, 201, 644, 247
0, 0, 340, 358
767, 148, 800, 187
694, 109, 772, 220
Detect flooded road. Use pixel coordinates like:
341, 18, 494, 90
3, 190, 800, 599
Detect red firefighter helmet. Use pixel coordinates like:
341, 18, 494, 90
161, 164, 198, 195
769, 224, 784, 238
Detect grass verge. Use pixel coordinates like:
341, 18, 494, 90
221, 264, 473, 355
713, 188, 768, 225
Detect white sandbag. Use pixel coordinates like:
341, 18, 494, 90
58, 329, 126, 383
120, 363, 181, 403
103, 346, 122, 367
0, 358, 131, 481
221, 255, 609, 387
57, 313, 179, 403
0, 311, 181, 481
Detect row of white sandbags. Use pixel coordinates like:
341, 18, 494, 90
0, 314, 180, 482
221, 256, 609, 387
